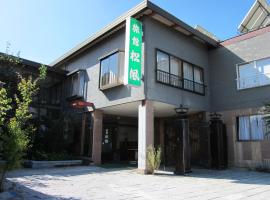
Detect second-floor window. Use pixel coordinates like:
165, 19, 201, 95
99, 50, 124, 90
66, 70, 86, 98
40, 84, 61, 105
237, 57, 270, 90
156, 49, 205, 95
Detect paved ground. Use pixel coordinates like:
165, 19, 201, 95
2, 166, 270, 200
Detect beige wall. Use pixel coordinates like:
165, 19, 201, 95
221, 107, 270, 169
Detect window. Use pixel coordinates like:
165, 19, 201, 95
100, 50, 124, 90
156, 49, 205, 95
237, 57, 270, 89
157, 51, 170, 72
66, 70, 86, 98
170, 56, 182, 87
238, 114, 266, 140
157, 51, 170, 84
194, 67, 204, 93
51, 84, 61, 105
183, 62, 194, 90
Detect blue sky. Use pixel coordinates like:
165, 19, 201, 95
0, 0, 262, 65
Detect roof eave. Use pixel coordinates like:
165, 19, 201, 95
50, 0, 149, 67
51, 0, 218, 67
146, 1, 218, 47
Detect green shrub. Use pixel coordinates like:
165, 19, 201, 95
146, 145, 161, 174
0, 57, 47, 191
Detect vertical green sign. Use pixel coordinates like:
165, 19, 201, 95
124, 17, 143, 86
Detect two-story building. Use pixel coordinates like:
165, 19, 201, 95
48, 0, 270, 171
2, 0, 269, 172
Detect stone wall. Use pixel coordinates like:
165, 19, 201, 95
221, 107, 270, 169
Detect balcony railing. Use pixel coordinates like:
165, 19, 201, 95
236, 73, 270, 90
157, 69, 205, 95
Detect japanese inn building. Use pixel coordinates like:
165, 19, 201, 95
1, 0, 270, 172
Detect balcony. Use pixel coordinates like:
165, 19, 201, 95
236, 73, 270, 90
157, 69, 205, 95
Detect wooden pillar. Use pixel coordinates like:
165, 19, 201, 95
80, 113, 86, 156
174, 118, 191, 175
159, 119, 165, 154
92, 110, 103, 165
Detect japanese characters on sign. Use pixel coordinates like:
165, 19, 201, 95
124, 17, 143, 86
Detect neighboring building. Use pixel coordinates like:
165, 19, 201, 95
0, 53, 66, 119
2, 0, 270, 171
0, 54, 67, 159
238, 0, 270, 33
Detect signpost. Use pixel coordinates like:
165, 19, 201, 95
124, 17, 143, 86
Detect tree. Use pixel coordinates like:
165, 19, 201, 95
0, 53, 46, 191
0, 88, 12, 127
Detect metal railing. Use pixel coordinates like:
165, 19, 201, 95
157, 69, 205, 95
236, 73, 270, 90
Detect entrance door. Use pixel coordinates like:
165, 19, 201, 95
82, 112, 92, 157
101, 115, 138, 164
190, 122, 211, 168
71, 113, 83, 156
164, 119, 191, 173
164, 121, 177, 167
102, 125, 118, 162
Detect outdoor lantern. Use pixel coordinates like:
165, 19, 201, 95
210, 112, 222, 120
175, 104, 189, 115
